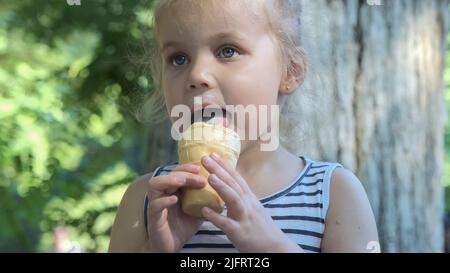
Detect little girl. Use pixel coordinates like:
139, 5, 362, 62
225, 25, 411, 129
109, 0, 379, 253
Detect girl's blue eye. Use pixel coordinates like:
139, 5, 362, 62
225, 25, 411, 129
218, 47, 239, 58
172, 54, 187, 66
169, 47, 239, 67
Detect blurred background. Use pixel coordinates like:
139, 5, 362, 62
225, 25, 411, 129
0, 0, 449, 252
0, 0, 152, 252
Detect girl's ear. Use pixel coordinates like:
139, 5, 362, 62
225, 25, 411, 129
279, 47, 307, 96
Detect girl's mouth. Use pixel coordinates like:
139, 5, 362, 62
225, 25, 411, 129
191, 107, 230, 128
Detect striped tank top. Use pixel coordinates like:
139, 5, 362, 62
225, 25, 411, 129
144, 156, 342, 253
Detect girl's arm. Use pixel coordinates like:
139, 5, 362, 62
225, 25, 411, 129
108, 175, 152, 253
321, 168, 380, 253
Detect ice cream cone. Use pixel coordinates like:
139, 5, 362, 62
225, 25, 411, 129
178, 122, 241, 217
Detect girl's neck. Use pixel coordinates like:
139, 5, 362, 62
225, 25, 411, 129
236, 140, 304, 198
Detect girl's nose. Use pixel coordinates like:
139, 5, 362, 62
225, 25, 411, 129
186, 58, 216, 92
188, 80, 210, 90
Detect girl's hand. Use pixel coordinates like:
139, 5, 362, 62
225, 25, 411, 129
200, 153, 303, 253
147, 164, 206, 253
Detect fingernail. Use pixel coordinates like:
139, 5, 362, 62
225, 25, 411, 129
202, 156, 212, 165
211, 153, 220, 160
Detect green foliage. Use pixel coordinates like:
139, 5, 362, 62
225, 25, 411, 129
0, 0, 155, 252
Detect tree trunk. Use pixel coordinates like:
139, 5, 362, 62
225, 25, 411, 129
282, 0, 449, 252
146, 0, 449, 252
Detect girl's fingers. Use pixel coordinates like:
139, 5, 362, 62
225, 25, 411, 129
148, 195, 178, 228
171, 164, 201, 174
148, 172, 206, 200
201, 155, 244, 195
202, 206, 239, 236
208, 174, 245, 216
210, 153, 250, 193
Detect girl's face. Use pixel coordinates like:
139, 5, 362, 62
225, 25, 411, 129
157, 1, 286, 149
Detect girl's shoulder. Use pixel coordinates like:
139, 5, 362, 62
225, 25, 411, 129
303, 156, 363, 195
319, 162, 379, 252
301, 156, 363, 201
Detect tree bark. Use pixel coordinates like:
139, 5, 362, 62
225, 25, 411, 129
145, 0, 449, 252
282, 0, 449, 252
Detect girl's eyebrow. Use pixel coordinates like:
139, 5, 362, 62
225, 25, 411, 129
211, 31, 247, 42
162, 41, 183, 53
162, 31, 247, 53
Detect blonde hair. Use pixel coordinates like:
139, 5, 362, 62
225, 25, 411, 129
136, 0, 306, 124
